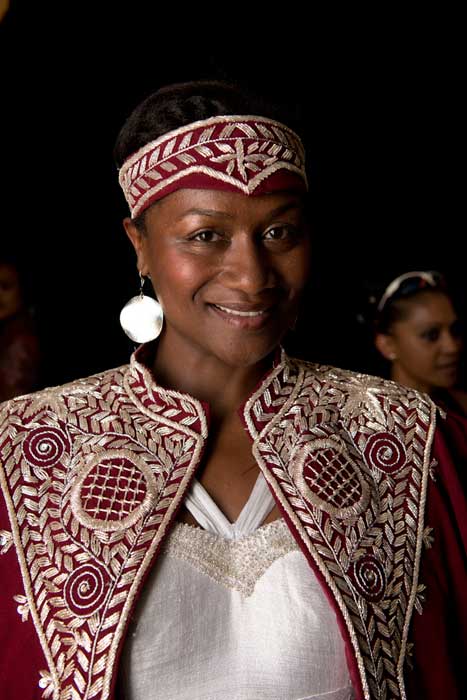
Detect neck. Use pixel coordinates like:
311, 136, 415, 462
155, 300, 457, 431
390, 366, 431, 395
151, 339, 274, 422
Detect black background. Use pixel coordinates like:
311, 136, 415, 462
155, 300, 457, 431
1, 5, 464, 388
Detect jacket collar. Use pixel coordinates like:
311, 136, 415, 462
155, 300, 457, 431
126, 342, 292, 440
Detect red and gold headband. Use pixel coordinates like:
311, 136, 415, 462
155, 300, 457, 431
119, 115, 308, 218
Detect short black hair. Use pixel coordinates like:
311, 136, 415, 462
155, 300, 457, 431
114, 80, 301, 168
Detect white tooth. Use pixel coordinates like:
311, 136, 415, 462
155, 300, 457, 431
216, 305, 265, 317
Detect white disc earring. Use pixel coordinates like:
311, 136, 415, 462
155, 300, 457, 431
119, 271, 164, 343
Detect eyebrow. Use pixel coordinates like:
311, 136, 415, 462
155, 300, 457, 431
176, 208, 235, 221
177, 200, 303, 222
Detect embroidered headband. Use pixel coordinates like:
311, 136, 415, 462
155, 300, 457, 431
118, 114, 308, 218
377, 270, 443, 313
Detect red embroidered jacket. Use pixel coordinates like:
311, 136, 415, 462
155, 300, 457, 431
0, 348, 466, 700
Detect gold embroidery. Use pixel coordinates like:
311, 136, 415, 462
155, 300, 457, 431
38, 670, 55, 699
13, 593, 30, 621
414, 583, 426, 614
290, 436, 370, 519
0, 359, 206, 700
0, 528, 13, 553
119, 115, 307, 218
243, 357, 436, 700
335, 372, 402, 427
422, 526, 434, 549
165, 519, 298, 597
0, 352, 437, 700
70, 448, 162, 532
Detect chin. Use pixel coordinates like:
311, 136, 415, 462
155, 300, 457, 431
215, 337, 280, 369
434, 371, 459, 389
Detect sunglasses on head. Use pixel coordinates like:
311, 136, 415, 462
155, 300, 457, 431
377, 271, 444, 313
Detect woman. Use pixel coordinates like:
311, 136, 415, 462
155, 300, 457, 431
0, 81, 465, 700
372, 270, 467, 416
0, 252, 41, 401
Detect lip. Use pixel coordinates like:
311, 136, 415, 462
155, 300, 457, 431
437, 360, 459, 370
436, 363, 459, 376
208, 302, 274, 329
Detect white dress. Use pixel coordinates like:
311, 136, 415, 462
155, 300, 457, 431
119, 474, 354, 700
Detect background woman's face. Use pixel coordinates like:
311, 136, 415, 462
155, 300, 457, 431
0, 263, 22, 322
125, 188, 311, 369
382, 292, 463, 393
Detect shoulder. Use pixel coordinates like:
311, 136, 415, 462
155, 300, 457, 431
291, 356, 434, 410
0, 363, 130, 422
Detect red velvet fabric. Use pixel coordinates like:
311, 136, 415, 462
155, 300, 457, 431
133, 170, 307, 218
0, 496, 47, 699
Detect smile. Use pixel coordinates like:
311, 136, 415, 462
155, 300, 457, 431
208, 303, 274, 330
213, 304, 267, 317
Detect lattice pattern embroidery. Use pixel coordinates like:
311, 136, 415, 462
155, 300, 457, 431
243, 359, 436, 700
290, 437, 370, 519
71, 450, 161, 532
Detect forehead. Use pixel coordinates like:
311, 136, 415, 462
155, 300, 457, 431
401, 291, 457, 324
144, 188, 306, 226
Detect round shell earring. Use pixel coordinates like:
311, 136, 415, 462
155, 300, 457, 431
119, 272, 164, 343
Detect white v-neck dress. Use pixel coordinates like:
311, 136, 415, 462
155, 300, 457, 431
119, 474, 354, 700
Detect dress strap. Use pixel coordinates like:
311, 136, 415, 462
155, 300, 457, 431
184, 472, 276, 540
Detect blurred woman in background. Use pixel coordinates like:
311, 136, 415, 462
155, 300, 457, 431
0, 251, 41, 401
370, 270, 467, 417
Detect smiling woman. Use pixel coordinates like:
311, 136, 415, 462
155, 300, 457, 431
0, 81, 466, 700
124, 188, 310, 383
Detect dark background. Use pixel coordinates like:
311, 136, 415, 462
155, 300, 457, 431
1, 5, 464, 388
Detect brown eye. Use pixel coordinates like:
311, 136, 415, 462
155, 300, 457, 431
264, 226, 289, 241
192, 230, 221, 243
421, 328, 440, 342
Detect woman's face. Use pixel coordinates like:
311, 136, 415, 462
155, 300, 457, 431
125, 188, 310, 369
377, 291, 464, 393
0, 263, 22, 322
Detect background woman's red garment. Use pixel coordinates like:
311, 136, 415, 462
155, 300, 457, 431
407, 411, 467, 699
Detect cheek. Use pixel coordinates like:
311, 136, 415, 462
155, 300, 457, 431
150, 253, 211, 303
403, 340, 436, 367
282, 248, 311, 292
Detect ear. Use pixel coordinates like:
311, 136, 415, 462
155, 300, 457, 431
374, 333, 398, 361
123, 218, 150, 275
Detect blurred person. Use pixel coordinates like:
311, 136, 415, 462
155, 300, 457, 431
370, 270, 467, 417
0, 253, 41, 401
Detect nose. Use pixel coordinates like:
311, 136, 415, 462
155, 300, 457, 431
220, 235, 276, 295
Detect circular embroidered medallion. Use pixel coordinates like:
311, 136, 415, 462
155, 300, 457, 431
351, 554, 386, 602
70, 449, 159, 532
290, 438, 370, 519
64, 563, 110, 617
364, 433, 406, 474
22, 427, 69, 468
